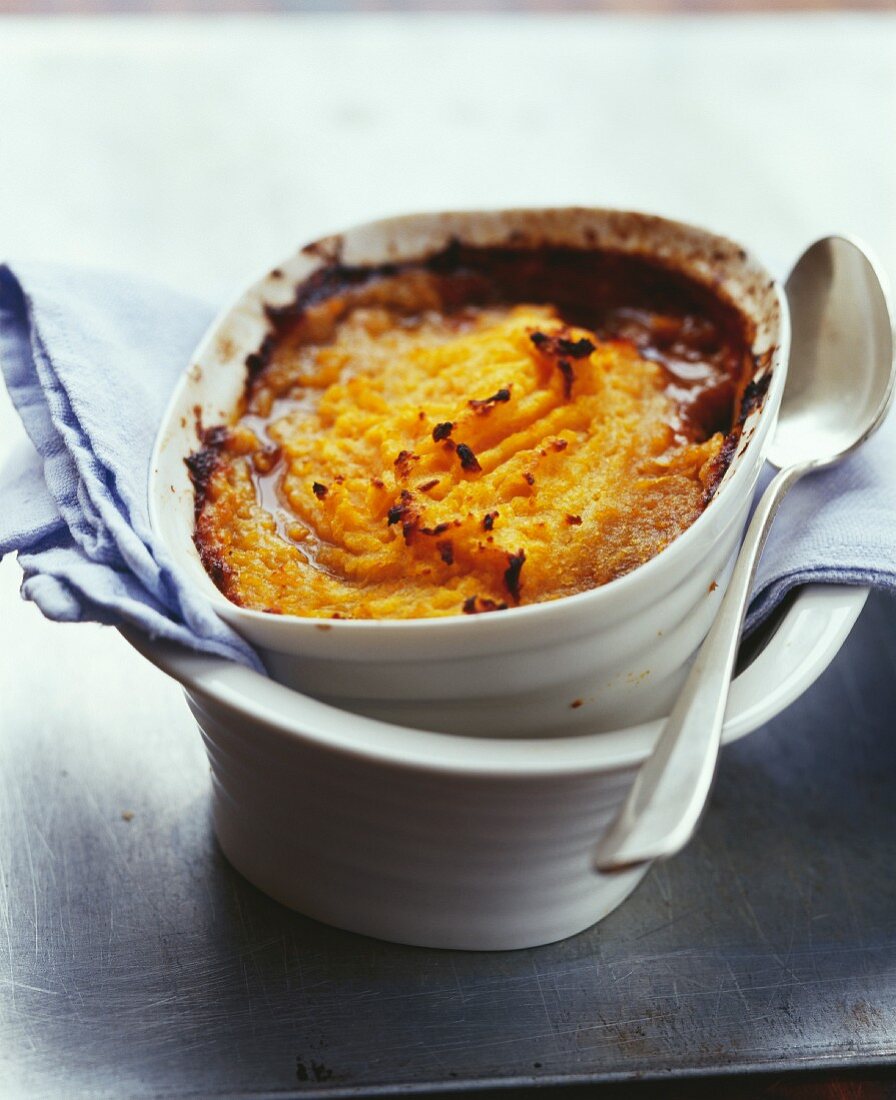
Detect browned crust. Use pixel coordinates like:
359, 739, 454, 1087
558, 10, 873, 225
702, 361, 773, 502
246, 239, 758, 404
455, 442, 482, 473
185, 424, 228, 517
187, 238, 773, 612
469, 387, 511, 412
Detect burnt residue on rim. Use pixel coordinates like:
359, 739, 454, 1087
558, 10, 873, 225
185, 422, 228, 517
240, 239, 766, 448
186, 237, 775, 598
185, 421, 237, 595
702, 347, 775, 501
739, 369, 773, 421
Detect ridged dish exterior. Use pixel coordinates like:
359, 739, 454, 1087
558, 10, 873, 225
188, 689, 648, 950
148, 208, 790, 947
151, 208, 787, 738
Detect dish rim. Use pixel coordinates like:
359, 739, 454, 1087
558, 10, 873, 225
149, 205, 790, 635
124, 583, 868, 777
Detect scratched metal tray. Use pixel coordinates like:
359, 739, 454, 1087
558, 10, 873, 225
2, 589, 896, 1099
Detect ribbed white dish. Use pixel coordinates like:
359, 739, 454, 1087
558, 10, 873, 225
144, 208, 863, 949
150, 208, 788, 737
125, 583, 866, 951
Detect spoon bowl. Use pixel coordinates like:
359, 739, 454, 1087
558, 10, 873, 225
595, 234, 895, 874
771, 236, 895, 470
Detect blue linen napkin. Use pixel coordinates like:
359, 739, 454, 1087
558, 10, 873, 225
746, 424, 896, 632
0, 263, 262, 669
0, 263, 893, 660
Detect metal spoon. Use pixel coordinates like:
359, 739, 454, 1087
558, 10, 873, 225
594, 235, 895, 874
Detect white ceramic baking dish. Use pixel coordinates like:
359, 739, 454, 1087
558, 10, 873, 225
124, 582, 866, 950
150, 208, 788, 737
140, 207, 862, 951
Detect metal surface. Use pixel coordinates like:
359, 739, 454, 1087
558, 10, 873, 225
2, 14, 896, 1098
595, 236, 896, 872
2, 568, 896, 1097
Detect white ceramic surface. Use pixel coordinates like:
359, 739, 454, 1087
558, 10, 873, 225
150, 208, 789, 737
125, 582, 867, 951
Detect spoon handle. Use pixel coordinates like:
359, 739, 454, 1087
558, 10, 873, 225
593, 463, 806, 874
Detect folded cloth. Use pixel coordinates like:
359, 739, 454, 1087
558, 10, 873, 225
0, 264, 893, 661
0, 264, 262, 669
746, 424, 896, 632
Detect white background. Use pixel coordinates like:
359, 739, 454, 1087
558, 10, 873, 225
0, 15, 894, 304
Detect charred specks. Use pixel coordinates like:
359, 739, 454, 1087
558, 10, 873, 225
456, 443, 482, 472
566, 514, 582, 526
463, 595, 509, 615
250, 243, 752, 432
394, 450, 418, 478
245, 332, 276, 387
420, 522, 450, 536
469, 387, 511, 412
483, 510, 498, 532
523, 471, 536, 486
557, 359, 575, 398
225, 242, 756, 577
437, 539, 454, 565
529, 332, 585, 399
704, 431, 739, 502
387, 489, 418, 544
504, 549, 526, 602
418, 478, 440, 492
312, 481, 328, 499
371, 477, 386, 489
387, 489, 414, 525
530, 331, 595, 359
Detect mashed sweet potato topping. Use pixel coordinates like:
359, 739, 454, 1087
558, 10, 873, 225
190, 248, 754, 619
